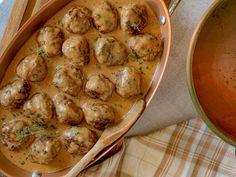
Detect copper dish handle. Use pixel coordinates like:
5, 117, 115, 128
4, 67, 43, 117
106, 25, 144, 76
168, 0, 181, 16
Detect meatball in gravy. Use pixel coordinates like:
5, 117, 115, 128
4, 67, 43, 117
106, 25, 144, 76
85, 74, 114, 101
37, 26, 64, 57
53, 63, 84, 97
16, 54, 47, 82
62, 35, 90, 66
1, 119, 31, 150
82, 102, 115, 130
120, 3, 148, 34
0, 79, 30, 108
63, 126, 97, 155
53, 93, 83, 125
92, 1, 118, 33
128, 33, 162, 61
115, 67, 141, 97
62, 6, 92, 34
94, 36, 127, 66
23, 93, 54, 125
29, 135, 61, 164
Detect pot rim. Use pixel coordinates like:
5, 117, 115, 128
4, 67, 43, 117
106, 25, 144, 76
186, 0, 236, 147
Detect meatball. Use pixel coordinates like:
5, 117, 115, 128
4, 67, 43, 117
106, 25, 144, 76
62, 35, 90, 66
53, 93, 83, 125
62, 6, 92, 34
85, 74, 114, 101
29, 135, 61, 164
120, 3, 148, 34
1, 119, 31, 150
23, 93, 54, 125
37, 26, 64, 57
53, 63, 84, 97
92, 1, 118, 33
63, 126, 97, 155
82, 102, 115, 130
115, 67, 141, 97
94, 36, 127, 66
128, 33, 162, 61
0, 79, 31, 108
16, 54, 47, 82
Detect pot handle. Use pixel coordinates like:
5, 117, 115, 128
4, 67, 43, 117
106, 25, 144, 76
168, 0, 181, 16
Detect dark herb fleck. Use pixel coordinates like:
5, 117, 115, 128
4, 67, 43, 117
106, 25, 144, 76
49, 124, 57, 129
130, 52, 138, 60
139, 67, 144, 74
92, 107, 97, 112
55, 66, 63, 72
36, 48, 47, 57
130, 21, 139, 30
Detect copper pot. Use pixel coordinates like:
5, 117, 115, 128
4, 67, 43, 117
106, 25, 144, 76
187, 0, 236, 147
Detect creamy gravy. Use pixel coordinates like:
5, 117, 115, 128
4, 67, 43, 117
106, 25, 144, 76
0, 0, 160, 173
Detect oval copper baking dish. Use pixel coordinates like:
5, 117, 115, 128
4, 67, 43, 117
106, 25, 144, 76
0, 0, 177, 176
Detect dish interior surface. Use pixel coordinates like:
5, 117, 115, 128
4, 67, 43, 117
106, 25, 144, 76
0, 0, 166, 174
192, 0, 236, 142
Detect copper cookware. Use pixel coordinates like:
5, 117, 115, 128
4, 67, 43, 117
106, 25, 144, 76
187, 0, 236, 147
0, 0, 180, 176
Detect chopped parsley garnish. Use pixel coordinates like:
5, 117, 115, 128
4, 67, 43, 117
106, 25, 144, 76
49, 124, 57, 129
12, 112, 18, 118
36, 48, 47, 57
55, 66, 63, 72
130, 52, 138, 60
92, 107, 97, 112
130, 21, 139, 31
72, 128, 80, 136
130, 52, 144, 64
76, 74, 84, 80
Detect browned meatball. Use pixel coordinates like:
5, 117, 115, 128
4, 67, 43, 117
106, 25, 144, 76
82, 102, 115, 130
23, 93, 54, 125
62, 6, 92, 34
63, 126, 97, 155
85, 74, 114, 101
62, 35, 90, 66
16, 54, 47, 82
128, 33, 162, 61
115, 67, 141, 97
53, 93, 83, 125
53, 63, 84, 97
94, 36, 127, 66
1, 119, 32, 150
37, 26, 64, 57
120, 3, 148, 34
92, 1, 118, 33
0, 79, 31, 109
29, 135, 61, 164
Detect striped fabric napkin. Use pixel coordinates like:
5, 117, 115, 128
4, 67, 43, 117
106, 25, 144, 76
79, 119, 236, 177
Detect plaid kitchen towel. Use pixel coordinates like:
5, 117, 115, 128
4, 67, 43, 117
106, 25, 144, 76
79, 118, 236, 177
0, 118, 235, 177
